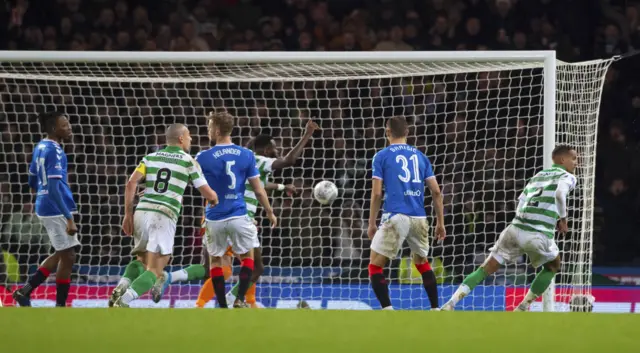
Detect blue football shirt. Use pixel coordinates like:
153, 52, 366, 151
29, 139, 77, 217
372, 144, 435, 218
196, 144, 260, 221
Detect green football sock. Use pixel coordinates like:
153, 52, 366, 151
122, 260, 145, 282
462, 267, 489, 291
530, 268, 556, 296
184, 264, 206, 281
130, 270, 157, 296
230, 281, 254, 296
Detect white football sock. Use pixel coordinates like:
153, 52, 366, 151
120, 288, 139, 305
170, 269, 188, 283
116, 277, 131, 289
449, 284, 471, 306
521, 290, 539, 306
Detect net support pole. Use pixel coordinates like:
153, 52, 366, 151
541, 52, 557, 312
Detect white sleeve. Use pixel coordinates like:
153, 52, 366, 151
189, 159, 208, 188
516, 192, 526, 210
555, 175, 575, 218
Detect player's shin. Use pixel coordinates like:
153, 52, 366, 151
210, 267, 228, 308
55, 279, 71, 307
196, 265, 231, 308
236, 258, 254, 302
447, 266, 490, 307
22, 266, 52, 296
245, 283, 257, 305
516, 268, 556, 311
118, 259, 145, 289
119, 270, 157, 306
415, 261, 439, 309
368, 264, 392, 309
196, 278, 214, 308
54, 249, 75, 307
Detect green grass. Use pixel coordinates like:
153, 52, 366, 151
0, 309, 637, 353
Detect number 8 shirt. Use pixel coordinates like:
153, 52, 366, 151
135, 145, 208, 221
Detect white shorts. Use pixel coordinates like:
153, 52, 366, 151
204, 216, 259, 257
133, 211, 177, 256
370, 213, 430, 260
38, 215, 81, 251
489, 224, 559, 268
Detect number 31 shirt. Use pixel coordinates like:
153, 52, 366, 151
372, 143, 435, 218
196, 143, 259, 222
135, 145, 207, 221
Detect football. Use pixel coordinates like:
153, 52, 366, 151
313, 180, 338, 205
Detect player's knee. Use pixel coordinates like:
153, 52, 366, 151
369, 250, 388, 268
57, 248, 76, 265
149, 267, 164, 278
481, 256, 501, 275
210, 256, 223, 268
253, 259, 264, 277
544, 257, 561, 273
412, 254, 427, 265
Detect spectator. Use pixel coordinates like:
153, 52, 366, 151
460, 17, 485, 49
374, 25, 412, 51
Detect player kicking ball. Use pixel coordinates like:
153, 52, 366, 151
367, 116, 446, 310
194, 119, 319, 308
113, 124, 219, 307
13, 112, 79, 307
441, 145, 578, 312
197, 111, 277, 308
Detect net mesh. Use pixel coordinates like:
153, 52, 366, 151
0, 54, 613, 310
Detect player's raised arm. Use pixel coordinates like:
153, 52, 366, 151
270, 119, 319, 170
367, 153, 384, 240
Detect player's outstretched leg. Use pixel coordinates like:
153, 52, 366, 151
151, 264, 207, 303
414, 257, 439, 309
441, 257, 501, 311
514, 256, 561, 312
13, 254, 60, 307
109, 257, 145, 307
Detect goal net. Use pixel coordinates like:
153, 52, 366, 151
0, 51, 613, 311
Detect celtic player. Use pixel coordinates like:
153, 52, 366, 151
441, 145, 578, 312
112, 124, 219, 307
195, 119, 319, 308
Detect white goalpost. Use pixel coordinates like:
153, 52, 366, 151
0, 51, 613, 311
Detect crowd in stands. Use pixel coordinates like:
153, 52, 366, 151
1, 0, 639, 285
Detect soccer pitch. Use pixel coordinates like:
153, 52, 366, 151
0, 309, 636, 353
